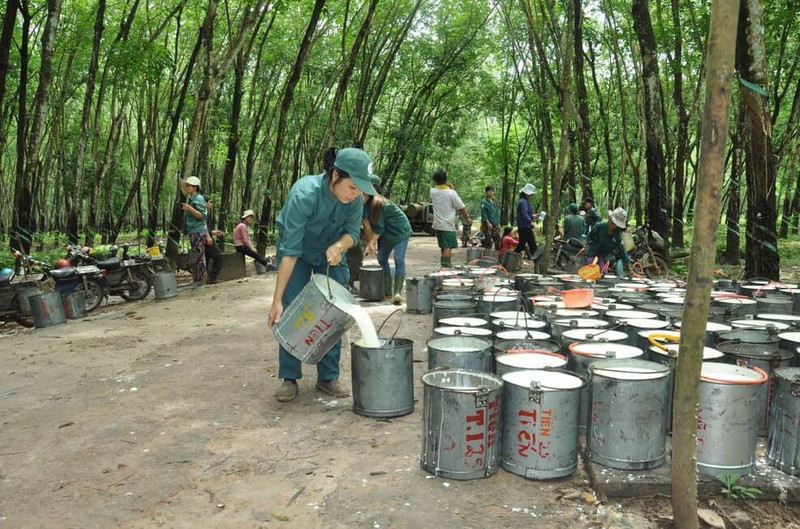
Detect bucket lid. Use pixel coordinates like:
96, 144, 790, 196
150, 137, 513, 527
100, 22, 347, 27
673, 321, 732, 333
502, 369, 584, 390
493, 318, 547, 330
434, 326, 493, 337
591, 302, 634, 312
480, 294, 516, 302
774, 366, 800, 383
427, 336, 492, 352
660, 296, 685, 305
715, 297, 757, 306
615, 282, 650, 291
730, 319, 790, 330
554, 308, 599, 318
552, 318, 610, 329
495, 330, 551, 341
605, 310, 658, 321
421, 368, 503, 391
649, 344, 725, 361
778, 331, 800, 345
569, 342, 644, 359
496, 351, 567, 370
442, 278, 474, 287
757, 313, 800, 323
700, 362, 768, 384
490, 310, 536, 321
717, 328, 780, 344
590, 359, 669, 380
623, 318, 671, 330
562, 328, 628, 342
715, 341, 795, 361
439, 316, 487, 327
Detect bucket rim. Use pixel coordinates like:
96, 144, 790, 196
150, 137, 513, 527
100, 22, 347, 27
588, 358, 671, 379
420, 368, 503, 391
700, 362, 768, 384
569, 341, 644, 358
502, 369, 585, 390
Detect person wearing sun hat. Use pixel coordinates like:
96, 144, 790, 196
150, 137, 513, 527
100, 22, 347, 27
514, 183, 538, 259
268, 147, 377, 403
180, 175, 208, 287
585, 206, 633, 277
234, 209, 269, 267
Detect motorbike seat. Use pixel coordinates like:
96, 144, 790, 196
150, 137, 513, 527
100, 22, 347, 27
50, 267, 77, 280
567, 238, 584, 249
97, 258, 121, 271
0, 269, 13, 286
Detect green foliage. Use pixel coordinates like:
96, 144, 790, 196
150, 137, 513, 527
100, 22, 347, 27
718, 474, 763, 502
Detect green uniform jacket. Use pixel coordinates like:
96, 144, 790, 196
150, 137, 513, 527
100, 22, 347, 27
480, 197, 500, 227
184, 193, 207, 234
563, 214, 584, 240
586, 222, 631, 263
365, 198, 412, 248
276, 174, 363, 266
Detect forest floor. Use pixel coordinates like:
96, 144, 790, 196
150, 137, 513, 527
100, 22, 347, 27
1, 236, 800, 529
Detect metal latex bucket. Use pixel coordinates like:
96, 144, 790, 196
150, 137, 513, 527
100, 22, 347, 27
494, 329, 551, 342
713, 297, 757, 319
495, 351, 567, 376
502, 251, 522, 273
696, 362, 768, 477
61, 292, 87, 319
568, 342, 645, 429
767, 367, 800, 476
491, 317, 547, 335
759, 313, 800, 325
550, 318, 609, 341
673, 320, 732, 347
561, 328, 628, 346
16, 284, 42, 316
477, 294, 518, 316
587, 359, 671, 470
716, 341, 795, 434
730, 319, 790, 331
755, 296, 794, 315
619, 319, 671, 347
272, 274, 358, 364
438, 316, 488, 328
493, 338, 561, 357
500, 369, 585, 479
480, 249, 500, 267
427, 336, 493, 372
466, 247, 482, 264
440, 278, 475, 293
421, 368, 504, 480
351, 338, 414, 418
490, 310, 536, 322
604, 309, 658, 323
359, 265, 385, 301
434, 326, 494, 339
406, 276, 436, 314
433, 295, 477, 327
30, 291, 67, 328
717, 328, 781, 346
777, 332, 800, 361
152, 271, 178, 300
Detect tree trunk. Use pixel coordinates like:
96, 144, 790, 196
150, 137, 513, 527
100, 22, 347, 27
14, 0, 62, 251
670, 0, 688, 247
257, 0, 328, 255
572, 0, 592, 200
632, 0, 670, 240
0, 0, 19, 178
736, 0, 779, 280
725, 121, 743, 264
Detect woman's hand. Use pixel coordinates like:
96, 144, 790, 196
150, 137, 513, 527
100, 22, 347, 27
180, 203, 192, 212
326, 242, 343, 265
268, 301, 283, 326
367, 240, 377, 255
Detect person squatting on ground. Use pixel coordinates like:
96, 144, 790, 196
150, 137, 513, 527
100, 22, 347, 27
561, 202, 585, 241
234, 210, 269, 268
181, 176, 208, 288
499, 226, 518, 259
362, 177, 413, 305
268, 147, 377, 403
480, 185, 501, 250
514, 183, 538, 259
585, 206, 633, 278
430, 169, 471, 269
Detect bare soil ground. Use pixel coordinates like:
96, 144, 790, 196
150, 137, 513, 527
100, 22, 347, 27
1, 236, 799, 529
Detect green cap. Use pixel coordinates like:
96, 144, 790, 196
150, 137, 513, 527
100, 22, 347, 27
568, 203, 578, 213
333, 148, 377, 195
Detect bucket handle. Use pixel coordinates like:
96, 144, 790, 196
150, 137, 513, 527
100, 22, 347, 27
377, 308, 404, 341
647, 331, 681, 351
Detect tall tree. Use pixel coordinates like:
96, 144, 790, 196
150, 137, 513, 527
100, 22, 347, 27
572, 0, 592, 201
632, 0, 670, 240
736, 0, 779, 279
669, 0, 689, 247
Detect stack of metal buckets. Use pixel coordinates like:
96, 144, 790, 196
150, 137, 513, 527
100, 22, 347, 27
402, 264, 800, 482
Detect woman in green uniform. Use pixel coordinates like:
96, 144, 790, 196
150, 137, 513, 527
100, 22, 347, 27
362, 180, 413, 304
268, 148, 377, 402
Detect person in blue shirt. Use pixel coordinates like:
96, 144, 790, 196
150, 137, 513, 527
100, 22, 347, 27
514, 183, 538, 259
267, 147, 377, 402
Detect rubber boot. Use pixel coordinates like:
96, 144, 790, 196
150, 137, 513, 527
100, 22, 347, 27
384, 272, 393, 300
393, 274, 405, 305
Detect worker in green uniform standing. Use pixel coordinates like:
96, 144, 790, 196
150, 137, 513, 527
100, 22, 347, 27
362, 177, 413, 305
268, 147, 377, 403
585, 207, 633, 278
480, 185, 501, 250
561, 203, 585, 241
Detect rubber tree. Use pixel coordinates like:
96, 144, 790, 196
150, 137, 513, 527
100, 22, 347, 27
671, 1, 739, 527
737, 0, 779, 280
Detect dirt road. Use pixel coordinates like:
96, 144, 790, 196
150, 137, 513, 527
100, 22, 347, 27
1, 236, 797, 528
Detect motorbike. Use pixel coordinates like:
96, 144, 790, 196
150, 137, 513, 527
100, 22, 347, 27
0, 266, 40, 327
14, 249, 107, 312
628, 224, 670, 279
67, 244, 152, 302
550, 237, 585, 272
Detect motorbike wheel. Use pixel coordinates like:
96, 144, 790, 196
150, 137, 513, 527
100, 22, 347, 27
641, 253, 670, 280
77, 278, 106, 312
119, 270, 152, 301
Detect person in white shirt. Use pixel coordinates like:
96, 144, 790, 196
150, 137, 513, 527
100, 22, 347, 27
429, 169, 471, 268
